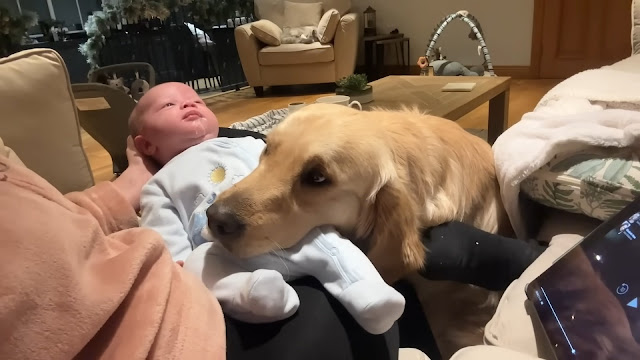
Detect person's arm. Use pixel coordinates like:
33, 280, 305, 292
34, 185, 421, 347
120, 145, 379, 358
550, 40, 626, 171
420, 221, 547, 291
0, 154, 225, 360
64, 135, 156, 237
65, 181, 140, 235
64, 137, 155, 235
111, 136, 158, 212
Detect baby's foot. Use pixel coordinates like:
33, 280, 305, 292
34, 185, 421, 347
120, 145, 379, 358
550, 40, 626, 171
235, 269, 300, 322
338, 280, 406, 334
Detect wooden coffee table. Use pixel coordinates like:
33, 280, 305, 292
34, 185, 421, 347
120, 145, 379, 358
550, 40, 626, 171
363, 76, 511, 144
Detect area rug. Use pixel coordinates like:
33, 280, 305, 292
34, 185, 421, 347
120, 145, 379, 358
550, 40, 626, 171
230, 108, 488, 142
229, 108, 289, 134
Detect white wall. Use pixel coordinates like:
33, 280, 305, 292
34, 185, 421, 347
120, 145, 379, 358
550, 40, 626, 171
350, 0, 534, 66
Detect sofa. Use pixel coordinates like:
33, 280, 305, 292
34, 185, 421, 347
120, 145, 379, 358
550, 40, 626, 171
234, 0, 359, 96
464, 2, 640, 359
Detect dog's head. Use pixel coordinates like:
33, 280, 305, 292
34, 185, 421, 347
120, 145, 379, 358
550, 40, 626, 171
207, 103, 400, 258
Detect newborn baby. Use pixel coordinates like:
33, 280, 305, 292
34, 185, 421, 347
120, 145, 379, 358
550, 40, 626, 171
134, 82, 405, 334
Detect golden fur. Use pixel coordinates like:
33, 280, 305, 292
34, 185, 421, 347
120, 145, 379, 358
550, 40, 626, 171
211, 103, 512, 356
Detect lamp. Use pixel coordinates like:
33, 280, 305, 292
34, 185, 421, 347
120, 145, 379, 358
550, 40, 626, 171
363, 6, 376, 36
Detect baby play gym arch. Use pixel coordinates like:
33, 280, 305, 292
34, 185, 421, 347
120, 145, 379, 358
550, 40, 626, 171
424, 11, 496, 76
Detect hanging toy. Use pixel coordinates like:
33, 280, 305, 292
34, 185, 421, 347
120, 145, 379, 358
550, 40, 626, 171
421, 10, 496, 76
131, 71, 151, 101
107, 73, 130, 95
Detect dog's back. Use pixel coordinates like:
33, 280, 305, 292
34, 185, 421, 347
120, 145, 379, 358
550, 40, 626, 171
368, 107, 509, 234
362, 107, 511, 357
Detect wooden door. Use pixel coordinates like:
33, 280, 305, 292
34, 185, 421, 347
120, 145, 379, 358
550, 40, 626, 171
533, 0, 632, 79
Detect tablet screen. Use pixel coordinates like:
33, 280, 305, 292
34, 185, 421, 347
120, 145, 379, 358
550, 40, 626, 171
526, 198, 640, 360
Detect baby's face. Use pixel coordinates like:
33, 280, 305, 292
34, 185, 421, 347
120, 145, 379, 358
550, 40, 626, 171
135, 82, 219, 164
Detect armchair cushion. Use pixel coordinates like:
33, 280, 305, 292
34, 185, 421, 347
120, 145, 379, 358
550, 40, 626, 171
0, 136, 25, 168
333, 12, 359, 80
255, 0, 352, 28
258, 43, 334, 65
251, 19, 282, 46
283, 1, 322, 27
317, 9, 340, 43
0, 49, 94, 194
520, 147, 640, 222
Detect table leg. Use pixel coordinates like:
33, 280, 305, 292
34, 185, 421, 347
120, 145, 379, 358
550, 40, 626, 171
406, 38, 410, 74
488, 88, 510, 145
364, 41, 374, 79
375, 42, 385, 79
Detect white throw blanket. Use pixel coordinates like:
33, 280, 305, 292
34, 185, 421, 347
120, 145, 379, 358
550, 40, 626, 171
494, 65, 640, 239
535, 66, 640, 114
494, 109, 640, 239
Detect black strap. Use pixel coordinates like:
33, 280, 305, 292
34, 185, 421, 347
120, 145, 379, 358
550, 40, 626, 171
218, 127, 266, 142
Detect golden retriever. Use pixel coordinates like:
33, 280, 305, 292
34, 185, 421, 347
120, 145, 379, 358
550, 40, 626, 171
208, 103, 512, 357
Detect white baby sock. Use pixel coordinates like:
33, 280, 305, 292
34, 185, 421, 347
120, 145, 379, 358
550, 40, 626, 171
184, 242, 300, 323
274, 226, 406, 334
218, 269, 300, 323
337, 279, 406, 334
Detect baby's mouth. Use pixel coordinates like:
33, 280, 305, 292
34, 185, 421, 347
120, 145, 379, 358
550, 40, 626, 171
183, 110, 203, 121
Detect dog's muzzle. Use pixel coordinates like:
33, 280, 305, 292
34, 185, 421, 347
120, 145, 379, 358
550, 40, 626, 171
206, 202, 246, 241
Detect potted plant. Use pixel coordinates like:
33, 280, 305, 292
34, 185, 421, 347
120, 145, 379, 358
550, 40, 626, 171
0, 7, 38, 58
335, 73, 373, 104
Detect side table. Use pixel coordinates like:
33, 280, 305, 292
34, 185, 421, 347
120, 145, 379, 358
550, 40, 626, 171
363, 33, 410, 80
374, 37, 410, 78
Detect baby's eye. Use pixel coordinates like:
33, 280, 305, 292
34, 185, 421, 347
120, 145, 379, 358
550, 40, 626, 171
164, 102, 175, 108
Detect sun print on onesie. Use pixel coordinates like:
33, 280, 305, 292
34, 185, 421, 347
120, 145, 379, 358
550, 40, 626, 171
209, 164, 228, 185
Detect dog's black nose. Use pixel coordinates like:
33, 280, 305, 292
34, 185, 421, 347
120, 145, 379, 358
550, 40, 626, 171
207, 202, 246, 240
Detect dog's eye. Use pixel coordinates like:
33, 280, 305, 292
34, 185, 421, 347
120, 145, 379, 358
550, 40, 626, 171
300, 168, 330, 186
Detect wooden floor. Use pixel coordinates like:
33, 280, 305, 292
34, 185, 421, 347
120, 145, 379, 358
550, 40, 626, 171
83, 78, 560, 183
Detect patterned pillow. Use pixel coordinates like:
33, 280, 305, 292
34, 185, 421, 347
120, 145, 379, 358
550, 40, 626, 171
521, 148, 640, 221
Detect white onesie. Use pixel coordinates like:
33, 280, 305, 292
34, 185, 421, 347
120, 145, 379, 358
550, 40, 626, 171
140, 136, 405, 334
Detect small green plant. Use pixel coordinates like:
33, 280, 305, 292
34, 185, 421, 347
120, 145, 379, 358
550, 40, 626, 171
336, 73, 368, 91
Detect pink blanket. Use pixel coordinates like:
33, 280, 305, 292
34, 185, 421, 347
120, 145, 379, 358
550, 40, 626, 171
0, 155, 226, 359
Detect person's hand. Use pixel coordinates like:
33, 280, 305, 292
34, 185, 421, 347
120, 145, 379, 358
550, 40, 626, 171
126, 136, 159, 182
112, 137, 160, 212
417, 56, 428, 69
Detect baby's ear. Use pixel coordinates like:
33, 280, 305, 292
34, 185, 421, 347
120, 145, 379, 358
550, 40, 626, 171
134, 135, 156, 157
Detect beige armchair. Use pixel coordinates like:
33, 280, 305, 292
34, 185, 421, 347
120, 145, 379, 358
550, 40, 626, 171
235, 0, 359, 96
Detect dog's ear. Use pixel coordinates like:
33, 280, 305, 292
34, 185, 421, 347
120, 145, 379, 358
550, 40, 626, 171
365, 177, 426, 284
